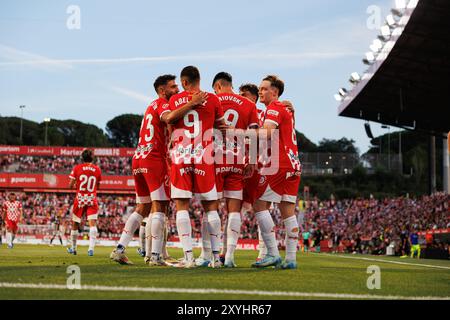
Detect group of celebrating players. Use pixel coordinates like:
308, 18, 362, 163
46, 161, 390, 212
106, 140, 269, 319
66, 65, 302, 269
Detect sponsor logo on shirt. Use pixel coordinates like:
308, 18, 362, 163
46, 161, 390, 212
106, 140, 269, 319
266, 110, 279, 117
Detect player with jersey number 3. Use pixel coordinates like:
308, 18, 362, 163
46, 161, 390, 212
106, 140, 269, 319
110, 74, 207, 265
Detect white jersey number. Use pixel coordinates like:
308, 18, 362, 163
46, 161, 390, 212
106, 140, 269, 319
224, 109, 239, 127
79, 175, 96, 192
183, 110, 200, 138
144, 113, 154, 142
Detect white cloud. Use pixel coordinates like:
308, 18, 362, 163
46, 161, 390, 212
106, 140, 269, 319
0, 18, 372, 69
108, 86, 152, 103
0, 44, 74, 70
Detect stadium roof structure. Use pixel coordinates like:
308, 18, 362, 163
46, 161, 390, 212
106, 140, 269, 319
337, 0, 450, 137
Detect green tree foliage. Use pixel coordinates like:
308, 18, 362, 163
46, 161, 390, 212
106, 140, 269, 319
48, 119, 110, 147
0, 117, 110, 147
0, 117, 42, 145
317, 137, 359, 154
106, 114, 142, 147
367, 130, 444, 191
296, 130, 317, 152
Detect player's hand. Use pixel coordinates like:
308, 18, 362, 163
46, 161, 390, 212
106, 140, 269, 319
282, 100, 294, 114
216, 123, 231, 133
191, 91, 208, 108
243, 164, 256, 179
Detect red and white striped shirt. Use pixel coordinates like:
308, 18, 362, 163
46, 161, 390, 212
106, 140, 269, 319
3, 200, 22, 222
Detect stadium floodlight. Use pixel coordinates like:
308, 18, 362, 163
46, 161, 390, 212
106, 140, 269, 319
334, 93, 343, 102
365, 52, 375, 62
391, 8, 402, 17
362, 58, 373, 65
43, 118, 51, 146
373, 39, 383, 50
380, 25, 391, 37
407, 0, 419, 9
349, 72, 361, 84
395, 0, 407, 9
378, 34, 388, 42
369, 43, 379, 53
386, 14, 396, 26
338, 88, 348, 97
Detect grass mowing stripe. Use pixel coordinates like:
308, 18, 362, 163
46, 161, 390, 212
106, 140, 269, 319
1, 282, 449, 300
318, 253, 450, 270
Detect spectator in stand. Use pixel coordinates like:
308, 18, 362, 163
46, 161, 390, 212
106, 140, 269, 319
0, 191, 448, 254
0, 155, 132, 175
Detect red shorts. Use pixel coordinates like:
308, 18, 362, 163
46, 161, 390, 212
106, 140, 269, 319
242, 170, 261, 205
215, 164, 244, 200
255, 168, 301, 204
170, 163, 217, 201
72, 201, 98, 223
133, 157, 170, 203
5, 219, 18, 233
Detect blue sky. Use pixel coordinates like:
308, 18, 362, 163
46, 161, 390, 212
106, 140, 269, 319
0, 0, 396, 153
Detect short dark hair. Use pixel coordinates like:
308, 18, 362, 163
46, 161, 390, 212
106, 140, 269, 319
180, 66, 200, 84
263, 75, 284, 97
239, 83, 259, 99
153, 74, 176, 93
212, 72, 233, 87
81, 149, 94, 163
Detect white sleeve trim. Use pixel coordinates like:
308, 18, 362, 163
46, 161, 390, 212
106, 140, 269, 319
264, 119, 279, 127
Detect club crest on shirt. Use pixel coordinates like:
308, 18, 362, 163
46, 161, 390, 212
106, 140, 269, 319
259, 175, 267, 185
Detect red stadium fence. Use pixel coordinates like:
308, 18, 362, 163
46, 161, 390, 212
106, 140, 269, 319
0, 173, 135, 193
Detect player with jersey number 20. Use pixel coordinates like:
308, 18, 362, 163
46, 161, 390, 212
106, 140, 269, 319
67, 149, 102, 256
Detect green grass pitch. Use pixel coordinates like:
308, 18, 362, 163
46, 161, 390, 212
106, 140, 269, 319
0, 244, 449, 299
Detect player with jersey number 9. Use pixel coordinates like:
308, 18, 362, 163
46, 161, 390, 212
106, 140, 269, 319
165, 66, 228, 268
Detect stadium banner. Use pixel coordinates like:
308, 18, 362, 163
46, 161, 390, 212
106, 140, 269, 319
0, 145, 134, 157
0, 173, 135, 191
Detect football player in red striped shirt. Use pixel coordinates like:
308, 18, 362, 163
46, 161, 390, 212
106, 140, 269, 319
110, 74, 206, 265
166, 66, 227, 268
67, 149, 102, 256
204, 72, 258, 268
252, 75, 301, 269
239, 83, 268, 262
2, 192, 23, 249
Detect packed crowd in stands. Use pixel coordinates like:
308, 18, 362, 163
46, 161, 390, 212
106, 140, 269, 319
1, 191, 448, 255
301, 192, 450, 255
0, 155, 132, 175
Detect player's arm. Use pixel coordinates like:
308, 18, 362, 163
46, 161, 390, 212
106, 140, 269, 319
69, 177, 76, 189
19, 205, 23, 224
282, 100, 295, 125
213, 98, 230, 131
161, 92, 208, 125
282, 100, 295, 113
69, 166, 77, 189
214, 117, 231, 131
260, 120, 278, 140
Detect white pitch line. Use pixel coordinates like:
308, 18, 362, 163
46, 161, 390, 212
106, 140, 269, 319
318, 253, 450, 270
0, 282, 449, 300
